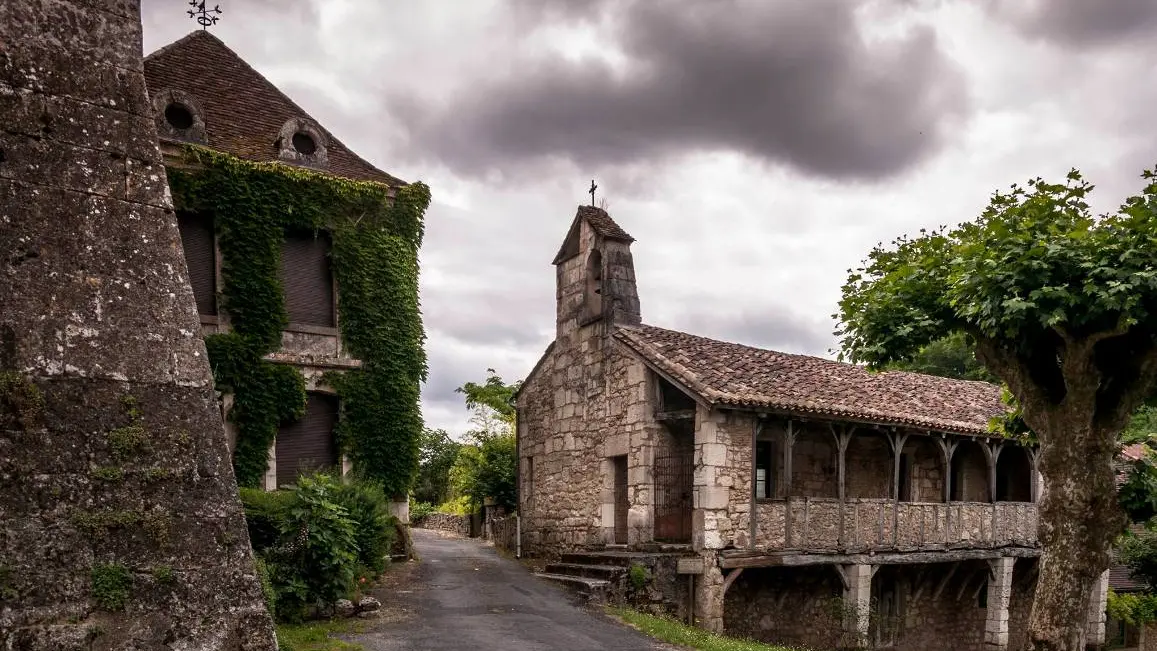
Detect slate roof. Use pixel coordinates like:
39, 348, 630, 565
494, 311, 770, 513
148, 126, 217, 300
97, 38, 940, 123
144, 31, 404, 185
614, 324, 1009, 435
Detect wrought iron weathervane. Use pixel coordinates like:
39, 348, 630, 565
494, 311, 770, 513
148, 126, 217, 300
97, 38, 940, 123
188, 0, 222, 30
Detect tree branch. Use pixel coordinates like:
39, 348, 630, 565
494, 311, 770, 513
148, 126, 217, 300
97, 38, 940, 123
974, 336, 1052, 417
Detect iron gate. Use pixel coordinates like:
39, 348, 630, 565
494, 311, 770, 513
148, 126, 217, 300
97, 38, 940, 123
654, 442, 693, 543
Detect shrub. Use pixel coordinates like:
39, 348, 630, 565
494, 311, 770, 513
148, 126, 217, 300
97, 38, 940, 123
409, 499, 435, 522
254, 556, 278, 620
240, 487, 295, 552
91, 563, 132, 611
435, 495, 473, 516
332, 478, 397, 575
628, 563, 648, 591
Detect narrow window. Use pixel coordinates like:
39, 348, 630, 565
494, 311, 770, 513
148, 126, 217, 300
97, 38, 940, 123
756, 440, 775, 499
281, 230, 335, 327
950, 453, 965, 502
584, 249, 603, 318
176, 211, 217, 316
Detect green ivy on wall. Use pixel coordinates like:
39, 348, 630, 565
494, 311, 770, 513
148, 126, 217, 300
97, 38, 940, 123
167, 145, 430, 495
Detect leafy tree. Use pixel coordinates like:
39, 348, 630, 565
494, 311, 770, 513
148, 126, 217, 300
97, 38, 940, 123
836, 169, 1157, 651
883, 331, 996, 382
445, 369, 521, 512
412, 428, 461, 505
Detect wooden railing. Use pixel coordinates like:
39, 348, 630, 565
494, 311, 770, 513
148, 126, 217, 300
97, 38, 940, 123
753, 498, 1037, 552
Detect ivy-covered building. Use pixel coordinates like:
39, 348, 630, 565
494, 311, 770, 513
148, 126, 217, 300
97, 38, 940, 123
141, 31, 429, 500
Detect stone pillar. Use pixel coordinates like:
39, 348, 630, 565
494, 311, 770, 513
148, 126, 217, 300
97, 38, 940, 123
1, 1, 277, 648
985, 557, 1015, 649
843, 564, 873, 647
694, 552, 725, 633
1085, 569, 1110, 649
693, 406, 730, 551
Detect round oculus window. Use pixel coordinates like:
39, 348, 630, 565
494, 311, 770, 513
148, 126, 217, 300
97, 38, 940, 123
292, 132, 317, 155
164, 103, 194, 130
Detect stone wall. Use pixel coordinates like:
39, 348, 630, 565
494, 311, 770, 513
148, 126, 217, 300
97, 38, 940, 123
723, 566, 855, 649
413, 513, 470, 537
1007, 558, 1038, 651
0, 1, 276, 647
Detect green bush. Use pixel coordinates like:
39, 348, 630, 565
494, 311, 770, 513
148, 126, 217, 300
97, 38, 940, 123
332, 479, 397, 575
254, 556, 278, 620
239, 473, 402, 622
435, 495, 473, 516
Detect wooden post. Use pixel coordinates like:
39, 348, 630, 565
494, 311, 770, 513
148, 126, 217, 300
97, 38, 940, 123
784, 420, 796, 547
984, 440, 1004, 503
831, 424, 854, 547
936, 436, 958, 503
749, 417, 764, 549
1026, 446, 1041, 503
889, 431, 909, 547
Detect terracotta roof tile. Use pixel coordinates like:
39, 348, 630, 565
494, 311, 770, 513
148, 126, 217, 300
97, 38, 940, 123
577, 206, 634, 242
614, 324, 1008, 434
144, 31, 404, 185
1110, 562, 1145, 593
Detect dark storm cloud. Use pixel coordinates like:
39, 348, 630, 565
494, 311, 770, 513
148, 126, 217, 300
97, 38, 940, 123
389, 0, 969, 182
987, 0, 1157, 48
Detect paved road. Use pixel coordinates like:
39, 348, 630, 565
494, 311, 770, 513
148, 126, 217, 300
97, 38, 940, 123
353, 528, 665, 651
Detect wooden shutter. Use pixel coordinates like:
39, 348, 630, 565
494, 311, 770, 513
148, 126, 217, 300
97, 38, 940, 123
176, 211, 216, 316
281, 231, 335, 327
275, 392, 339, 487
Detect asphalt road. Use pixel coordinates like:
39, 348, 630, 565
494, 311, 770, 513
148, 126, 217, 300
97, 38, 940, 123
352, 528, 666, 651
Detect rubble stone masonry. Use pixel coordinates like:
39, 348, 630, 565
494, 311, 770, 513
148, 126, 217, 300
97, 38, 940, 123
0, 1, 276, 648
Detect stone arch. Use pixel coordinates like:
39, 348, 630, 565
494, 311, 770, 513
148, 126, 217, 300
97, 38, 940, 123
583, 248, 603, 318
949, 440, 990, 502
276, 117, 329, 168
899, 436, 945, 503
845, 429, 892, 499
995, 445, 1032, 502
151, 88, 207, 143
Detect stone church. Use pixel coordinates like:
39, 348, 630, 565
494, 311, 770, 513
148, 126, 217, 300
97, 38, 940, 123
514, 206, 1111, 650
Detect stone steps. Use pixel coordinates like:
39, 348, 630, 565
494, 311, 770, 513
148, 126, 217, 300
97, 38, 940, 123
534, 573, 612, 603
559, 551, 654, 567
544, 562, 626, 581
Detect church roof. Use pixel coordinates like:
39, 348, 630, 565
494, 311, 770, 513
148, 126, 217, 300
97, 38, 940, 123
144, 31, 404, 185
552, 206, 634, 264
614, 324, 1009, 435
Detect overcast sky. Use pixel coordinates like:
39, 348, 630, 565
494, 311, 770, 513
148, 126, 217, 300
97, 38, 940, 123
141, 0, 1157, 438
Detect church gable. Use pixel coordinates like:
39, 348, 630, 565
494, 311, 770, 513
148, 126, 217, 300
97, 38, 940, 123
143, 31, 403, 185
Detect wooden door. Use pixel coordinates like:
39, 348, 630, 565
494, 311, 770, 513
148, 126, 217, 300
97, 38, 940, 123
654, 437, 694, 543
613, 455, 629, 544
275, 393, 339, 487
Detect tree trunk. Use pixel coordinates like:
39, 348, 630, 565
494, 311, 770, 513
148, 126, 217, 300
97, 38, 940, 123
1026, 412, 1124, 651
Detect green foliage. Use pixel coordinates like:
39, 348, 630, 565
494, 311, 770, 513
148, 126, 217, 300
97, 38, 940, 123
152, 565, 176, 587
1125, 406, 1157, 445
331, 479, 398, 575
882, 332, 996, 382
240, 474, 399, 622
275, 619, 367, 651
90, 466, 124, 482
90, 563, 132, 611
434, 495, 474, 516
838, 169, 1157, 370
409, 499, 436, 521
628, 563, 648, 591
0, 371, 44, 428
608, 607, 804, 651
169, 146, 429, 493
413, 428, 462, 505
448, 433, 517, 512
1120, 452, 1157, 524
456, 368, 520, 423
1108, 590, 1157, 625
255, 557, 278, 620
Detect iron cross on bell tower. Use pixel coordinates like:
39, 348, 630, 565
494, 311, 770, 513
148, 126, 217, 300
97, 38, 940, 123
589, 179, 598, 207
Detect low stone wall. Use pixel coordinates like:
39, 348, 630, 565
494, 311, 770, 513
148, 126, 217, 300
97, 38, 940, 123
412, 513, 470, 536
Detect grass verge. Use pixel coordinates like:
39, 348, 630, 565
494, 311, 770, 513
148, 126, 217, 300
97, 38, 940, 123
276, 620, 368, 651
607, 607, 806, 651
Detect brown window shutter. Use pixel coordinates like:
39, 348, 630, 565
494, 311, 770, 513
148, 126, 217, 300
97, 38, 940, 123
275, 392, 340, 487
281, 231, 335, 327
176, 211, 217, 316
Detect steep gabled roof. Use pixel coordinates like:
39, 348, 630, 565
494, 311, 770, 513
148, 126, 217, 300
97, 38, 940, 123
144, 31, 404, 185
614, 324, 1009, 435
553, 205, 635, 264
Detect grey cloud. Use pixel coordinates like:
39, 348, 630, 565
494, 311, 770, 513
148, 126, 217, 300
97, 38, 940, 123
986, 0, 1157, 48
389, 0, 969, 182
668, 304, 834, 357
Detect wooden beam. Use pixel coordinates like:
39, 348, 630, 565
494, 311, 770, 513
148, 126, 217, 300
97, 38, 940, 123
655, 409, 696, 422
956, 569, 981, 602
722, 568, 745, 596
911, 566, 930, 601
932, 562, 959, 600
718, 545, 1040, 570
833, 564, 850, 591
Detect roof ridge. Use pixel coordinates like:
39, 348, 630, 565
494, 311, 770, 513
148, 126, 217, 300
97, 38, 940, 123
144, 29, 218, 63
